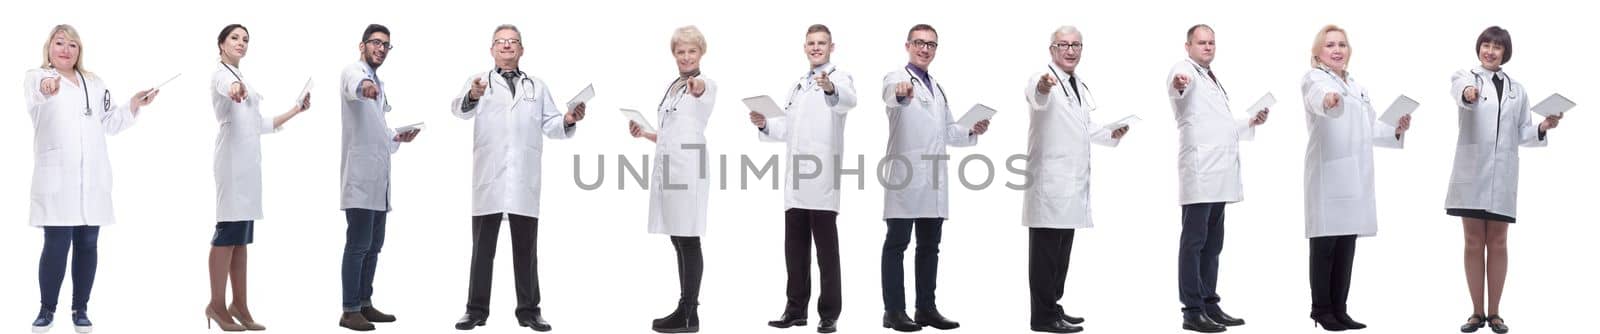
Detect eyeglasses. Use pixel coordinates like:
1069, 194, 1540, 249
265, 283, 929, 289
910, 39, 939, 50
494, 38, 521, 46
364, 39, 394, 51
1051, 42, 1084, 51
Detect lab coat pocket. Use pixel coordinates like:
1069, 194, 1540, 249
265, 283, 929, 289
1321, 157, 1361, 200
346, 152, 383, 183
32, 148, 62, 194
1448, 144, 1479, 184
1191, 144, 1232, 194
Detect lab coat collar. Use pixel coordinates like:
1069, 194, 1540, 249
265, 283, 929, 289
1184, 57, 1210, 75
905, 63, 931, 85
1048, 62, 1076, 82
1473, 66, 1508, 82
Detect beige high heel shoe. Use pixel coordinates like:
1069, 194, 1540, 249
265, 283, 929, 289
228, 306, 267, 331
206, 308, 246, 332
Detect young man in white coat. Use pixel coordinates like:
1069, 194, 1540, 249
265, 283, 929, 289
1022, 26, 1128, 334
1165, 24, 1267, 333
338, 23, 419, 332
448, 24, 586, 332
749, 24, 857, 334
878, 24, 988, 332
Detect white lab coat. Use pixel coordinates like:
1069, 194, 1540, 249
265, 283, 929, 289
1300, 68, 1404, 238
340, 62, 402, 211
1022, 64, 1119, 229
1444, 67, 1545, 219
212, 63, 281, 222
758, 63, 857, 212
1167, 59, 1254, 206
881, 67, 978, 220
23, 68, 139, 227
647, 76, 716, 236
449, 70, 576, 218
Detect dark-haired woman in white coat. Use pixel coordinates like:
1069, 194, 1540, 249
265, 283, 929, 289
1446, 26, 1561, 334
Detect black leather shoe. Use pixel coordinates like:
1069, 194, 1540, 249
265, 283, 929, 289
1485, 315, 1509, 334
454, 313, 486, 330
1205, 308, 1245, 327
881, 312, 921, 332
518, 313, 552, 332
913, 308, 959, 330
1031, 319, 1084, 333
1334, 312, 1365, 330
1460, 314, 1486, 333
1061, 313, 1085, 325
1182, 312, 1227, 333
767, 311, 807, 328
817, 319, 837, 333
360, 306, 396, 323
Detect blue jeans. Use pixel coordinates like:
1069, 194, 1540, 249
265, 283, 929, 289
882, 218, 943, 312
1178, 202, 1226, 312
39, 226, 100, 312
342, 209, 388, 312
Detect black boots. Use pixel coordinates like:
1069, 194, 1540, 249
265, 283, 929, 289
651, 302, 699, 333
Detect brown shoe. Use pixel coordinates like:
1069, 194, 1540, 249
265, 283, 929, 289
340, 312, 375, 331
360, 306, 396, 323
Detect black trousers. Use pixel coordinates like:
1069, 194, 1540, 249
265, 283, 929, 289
783, 208, 842, 320
465, 213, 541, 318
670, 236, 704, 305
1309, 235, 1358, 315
1028, 227, 1076, 324
882, 218, 944, 312
1178, 202, 1227, 312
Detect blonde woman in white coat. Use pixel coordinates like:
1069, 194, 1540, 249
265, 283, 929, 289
204, 24, 309, 332
629, 25, 714, 334
1447, 26, 1560, 334
1021, 26, 1126, 334
1299, 24, 1410, 331
25, 24, 159, 334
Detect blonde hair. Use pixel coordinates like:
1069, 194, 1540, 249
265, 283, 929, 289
670, 25, 707, 54
40, 24, 90, 77
1310, 24, 1351, 68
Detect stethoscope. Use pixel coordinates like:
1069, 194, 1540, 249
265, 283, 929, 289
221, 61, 249, 102
904, 67, 947, 106
1046, 65, 1096, 108
1189, 62, 1227, 99
1315, 66, 1358, 99
785, 67, 837, 109
1470, 69, 1510, 104
484, 67, 537, 97
656, 74, 697, 113
49, 66, 108, 117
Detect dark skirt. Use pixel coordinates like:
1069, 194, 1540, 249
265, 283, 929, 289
1445, 208, 1516, 223
212, 221, 256, 246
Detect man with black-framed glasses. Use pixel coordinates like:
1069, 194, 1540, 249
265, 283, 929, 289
878, 23, 986, 333
338, 23, 417, 332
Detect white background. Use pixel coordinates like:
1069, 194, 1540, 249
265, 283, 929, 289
1, 0, 1594, 333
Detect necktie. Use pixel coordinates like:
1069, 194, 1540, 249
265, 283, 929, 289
1067, 75, 1081, 105
502, 71, 519, 96
1206, 69, 1226, 95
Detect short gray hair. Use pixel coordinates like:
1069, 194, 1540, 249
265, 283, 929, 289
1051, 25, 1081, 43
494, 24, 520, 36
